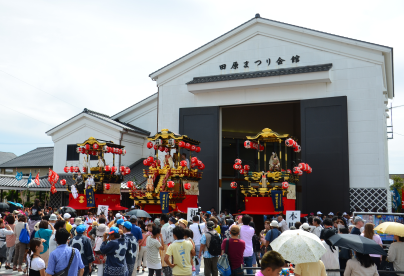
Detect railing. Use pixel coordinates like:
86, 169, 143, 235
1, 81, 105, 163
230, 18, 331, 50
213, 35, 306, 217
242, 267, 404, 275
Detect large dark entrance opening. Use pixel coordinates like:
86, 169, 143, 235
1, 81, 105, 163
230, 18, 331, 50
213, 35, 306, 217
221, 101, 301, 214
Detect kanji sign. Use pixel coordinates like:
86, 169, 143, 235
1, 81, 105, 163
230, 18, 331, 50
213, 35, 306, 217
219, 55, 300, 70
97, 205, 109, 216
187, 208, 199, 222
286, 210, 301, 228
160, 192, 169, 214
271, 190, 283, 211
86, 188, 95, 207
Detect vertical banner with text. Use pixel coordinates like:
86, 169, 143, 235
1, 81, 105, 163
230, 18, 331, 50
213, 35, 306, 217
271, 190, 283, 212
86, 188, 95, 207
160, 192, 169, 214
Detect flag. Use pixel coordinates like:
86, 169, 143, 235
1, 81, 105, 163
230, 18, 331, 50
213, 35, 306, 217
392, 188, 400, 211
27, 173, 32, 186
86, 188, 95, 207
15, 172, 23, 181
48, 169, 59, 185
160, 192, 169, 213
34, 173, 40, 186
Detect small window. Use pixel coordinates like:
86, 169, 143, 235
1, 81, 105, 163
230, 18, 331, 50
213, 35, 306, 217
66, 145, 97, 161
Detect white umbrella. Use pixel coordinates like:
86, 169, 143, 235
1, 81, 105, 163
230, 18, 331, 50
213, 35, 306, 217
270, 230, 326, 264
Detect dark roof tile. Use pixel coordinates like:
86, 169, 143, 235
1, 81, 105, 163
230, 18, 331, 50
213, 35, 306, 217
0, 147, 53, 168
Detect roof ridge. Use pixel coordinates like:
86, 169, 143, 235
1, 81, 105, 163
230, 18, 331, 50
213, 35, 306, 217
83, 108, 111, 118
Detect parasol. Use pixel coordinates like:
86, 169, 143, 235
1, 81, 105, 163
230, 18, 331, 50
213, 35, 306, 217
328, 234, 386, 255
125, 209, 151, 218
61, 206, 77, 214
270, 230, 326, 264
7, 201, 17, 206
374, 222, 404, 237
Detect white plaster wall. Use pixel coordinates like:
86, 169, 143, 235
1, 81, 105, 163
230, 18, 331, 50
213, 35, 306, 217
50, 116, 145, 173
154, 34, 389, 190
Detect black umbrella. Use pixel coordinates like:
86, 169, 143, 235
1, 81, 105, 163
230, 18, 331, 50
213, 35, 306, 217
61, 207, 76, 214
0, 203, 9, 209
125, 209, 151, 218
328, 234, 386, 256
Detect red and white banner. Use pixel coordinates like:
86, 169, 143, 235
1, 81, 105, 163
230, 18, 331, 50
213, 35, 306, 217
34, 173, 40, 186
48, 169, 59, 185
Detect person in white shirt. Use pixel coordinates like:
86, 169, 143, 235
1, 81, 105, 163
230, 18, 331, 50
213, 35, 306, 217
277, 215, 289, 232
27, 238, 46, 275
189, 216, 206, 276
312, 217, 323, 238
48, 220, 66, 255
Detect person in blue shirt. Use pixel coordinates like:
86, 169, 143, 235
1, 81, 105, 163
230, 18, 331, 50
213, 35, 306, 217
69, 224, 95, 276
34, 220, 55, 267
46, 228, 85, 276
123, 221, 138, 276
100, 227, 128, 276
264, 221, 281, 253
130, 216, 143, 242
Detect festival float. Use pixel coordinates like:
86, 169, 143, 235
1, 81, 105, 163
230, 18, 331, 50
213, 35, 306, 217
132, 129, 201, 213
63, 137, 129, 212
232, 128, 312, 215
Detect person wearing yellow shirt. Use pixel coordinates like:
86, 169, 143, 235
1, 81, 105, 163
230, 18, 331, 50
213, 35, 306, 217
63, 213, 72, 233
210, 217, 221, 234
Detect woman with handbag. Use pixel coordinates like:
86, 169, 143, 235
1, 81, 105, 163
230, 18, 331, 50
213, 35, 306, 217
13, 215, 30, 272
0, 218, 14, 269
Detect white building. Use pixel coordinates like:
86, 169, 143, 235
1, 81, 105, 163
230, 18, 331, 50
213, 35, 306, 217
47, 14, 394, 214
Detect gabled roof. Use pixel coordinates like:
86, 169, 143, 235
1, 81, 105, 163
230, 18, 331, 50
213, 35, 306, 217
0, 152, 17, 165
112, 93, 157, 119
46, 108, 150, 136
0, 147, 53, 168
149, 14, 394, 97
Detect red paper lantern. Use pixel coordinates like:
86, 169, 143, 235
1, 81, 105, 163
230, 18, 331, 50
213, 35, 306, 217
147, 157, 154, 163
82, 167, 87, 173
195, 147, 201, 153
191, 163, 196, 168
120, 166, 125, 172
93, 144, 99, 150
198, 163, 205, 170
70, 166, 74, 173
74, 166, 79, 173
105, 183, 110, 190
235, 159, 242, 164
167, 181, 175, 188
185, 143, 191, 149
197, 160, 202, 166
125, 167, 131, 174
285, 138, 295, 147
64, 166, 70, 173
180, 160, 187, 167
153, 144, 158, 150
60, 179, 66, 186
178, 141, 185, 148
107, 147, 112, 153
111, 166, 117, 173
259, 145, 265, 152
85, 144, 90, 150
103, 146, 109, 152
282, 182, 289, 189
190, 145, 196, 151
127, 181, 133, 188
239, 169, 244, 174
158, 146, 164, 152
105, 165, 110, 172
151, 163, 156, 168
50, 186, 57, 194
164, 147, 170, 153
244, 165, 250, 170
147, 142, 153, 149
184, 182, 191, 190
143, 160, 150, 166
191, 157, 198, 163
233, 164, 241, 170
231, 182, 237, 189
244, 140, 251, 149
286, 169, 292, 174
76, 147, 81, 153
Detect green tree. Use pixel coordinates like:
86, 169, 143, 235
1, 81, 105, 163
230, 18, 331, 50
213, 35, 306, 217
390, 175, 404, 212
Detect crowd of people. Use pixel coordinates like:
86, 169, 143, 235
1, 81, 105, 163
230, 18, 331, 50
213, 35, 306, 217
0, 201, 403, 276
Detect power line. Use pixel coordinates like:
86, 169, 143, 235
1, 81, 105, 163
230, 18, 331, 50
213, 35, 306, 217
390, 105, 404, 109
0, 103, 53, 127
0, 69, 82, 111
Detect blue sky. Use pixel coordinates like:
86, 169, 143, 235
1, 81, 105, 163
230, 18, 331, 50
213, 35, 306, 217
0, 0, 403, 173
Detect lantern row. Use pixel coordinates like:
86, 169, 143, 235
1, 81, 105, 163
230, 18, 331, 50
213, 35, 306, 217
232, 158, 312, 175
166, 181, 192, 190
63, 165, 132, 175
76, 145, 127, 156
230, 181, 290, 190
143, 156, 206, 170
147, 141, 201, 152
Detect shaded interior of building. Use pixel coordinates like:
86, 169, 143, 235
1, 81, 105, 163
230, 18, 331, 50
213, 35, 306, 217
221, 101, 302, 213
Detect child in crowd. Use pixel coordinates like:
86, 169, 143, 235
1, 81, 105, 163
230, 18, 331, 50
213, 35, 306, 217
27, 238, 46, 276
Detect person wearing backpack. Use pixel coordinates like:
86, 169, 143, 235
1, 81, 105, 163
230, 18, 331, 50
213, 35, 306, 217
13, 215, 30, 272
198, 221, 221, 276
221, 225, 245, 276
